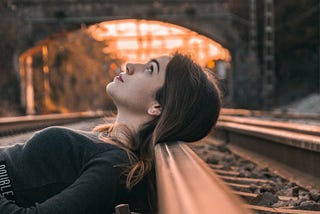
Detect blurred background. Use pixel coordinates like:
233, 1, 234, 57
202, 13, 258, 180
0, 0, 319, 117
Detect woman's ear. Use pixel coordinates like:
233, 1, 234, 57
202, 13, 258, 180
147, 103, 162, 116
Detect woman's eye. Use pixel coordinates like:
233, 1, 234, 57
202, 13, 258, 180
146, 65, 154, 74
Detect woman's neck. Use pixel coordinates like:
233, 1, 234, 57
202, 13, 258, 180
111, 108, 152, 146
115, 109, 150, 132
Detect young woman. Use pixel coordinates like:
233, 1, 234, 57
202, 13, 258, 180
0, 53, 221, 213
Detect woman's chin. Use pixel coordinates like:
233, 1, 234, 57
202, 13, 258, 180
106, 82, 115, 95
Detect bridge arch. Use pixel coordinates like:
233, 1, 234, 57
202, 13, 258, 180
87, 19, 231, 66
19, 19, 233, 114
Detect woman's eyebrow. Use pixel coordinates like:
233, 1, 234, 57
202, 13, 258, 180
150, 59, 160, 73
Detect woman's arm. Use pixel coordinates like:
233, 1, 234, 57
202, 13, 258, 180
0, 155, 121, 214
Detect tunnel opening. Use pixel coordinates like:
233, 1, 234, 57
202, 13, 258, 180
19, 19, 231, 115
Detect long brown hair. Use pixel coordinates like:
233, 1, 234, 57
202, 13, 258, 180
94, 53, 221, 211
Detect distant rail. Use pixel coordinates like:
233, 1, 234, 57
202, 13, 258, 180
2, 108, 318, 137
221, 108, 320, 121
215, 114, 320, 190
219, 115, 320, 136
0, 111, 108, 136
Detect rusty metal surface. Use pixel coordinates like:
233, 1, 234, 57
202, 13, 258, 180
155, 142, 253, 214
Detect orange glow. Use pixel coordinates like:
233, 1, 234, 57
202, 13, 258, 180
88, 19, 231, 67
207, 60, 215, 69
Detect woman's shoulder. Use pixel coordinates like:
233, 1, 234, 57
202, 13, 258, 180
47, 127, 131, 164
35, 126, 90, 136
33, 126, 104, 145
29, 126, 128, 159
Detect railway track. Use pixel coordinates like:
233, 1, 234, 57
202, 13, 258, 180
1, 109, 319, 213
155, 110, 320, 213
216, 114, 320, 190
189, 138, 320, 213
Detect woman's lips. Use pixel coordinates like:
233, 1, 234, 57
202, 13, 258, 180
115, 74, 124, 82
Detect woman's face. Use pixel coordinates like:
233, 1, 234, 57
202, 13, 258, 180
107, 56, 170, 114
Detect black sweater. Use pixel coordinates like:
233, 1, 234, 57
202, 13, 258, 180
0, 126, 146, 214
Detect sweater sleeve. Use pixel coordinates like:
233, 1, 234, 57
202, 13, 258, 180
0, 154, 121, 214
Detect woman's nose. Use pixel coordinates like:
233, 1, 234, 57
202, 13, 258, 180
126, 63, 134, 75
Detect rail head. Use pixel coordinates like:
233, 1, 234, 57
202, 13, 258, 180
155, 141, 252, 214
0, 111, 107, 124
218, 115, 320, 136
220, 108, 320, 120
0, 111, 110, 135
216, 121, 320, 152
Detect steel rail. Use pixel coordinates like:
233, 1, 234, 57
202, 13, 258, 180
0, 111, 109, 135
198, 137, 320, 213
215, 117, 320, 190
155, 142, 252, 214
219, 115, 320, 136
221, 108, 320, 120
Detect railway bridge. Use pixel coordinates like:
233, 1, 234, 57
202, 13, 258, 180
6, 0, 262, 113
